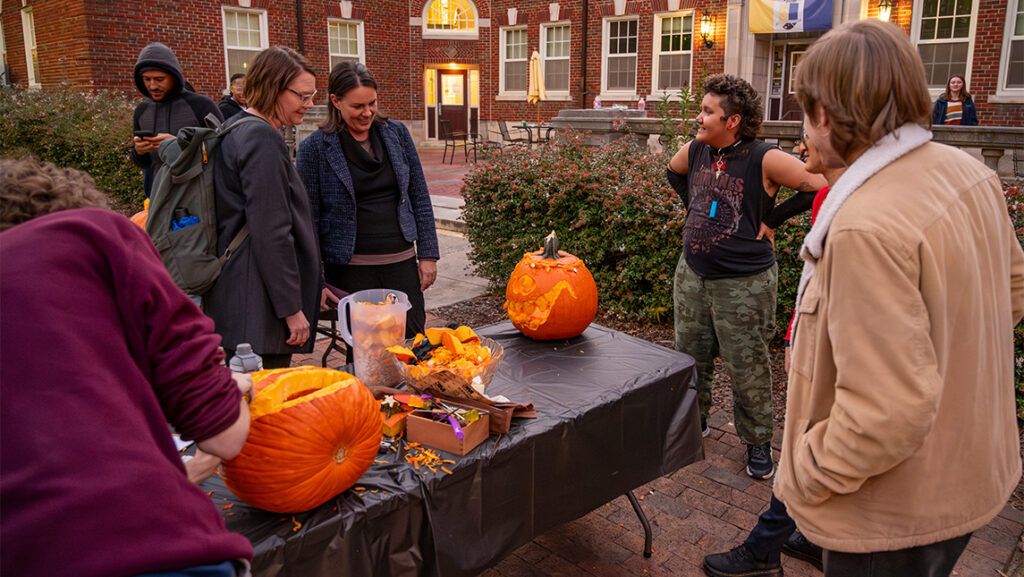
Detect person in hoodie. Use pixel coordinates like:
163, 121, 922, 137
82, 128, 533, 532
218, 73, 247, 120
130, 42, 223, 196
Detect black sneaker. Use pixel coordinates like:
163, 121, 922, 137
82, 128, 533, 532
746, 443, 774, 479
702, 544, 782, 577
781, 531, 823, 570
701, 418, 711, 438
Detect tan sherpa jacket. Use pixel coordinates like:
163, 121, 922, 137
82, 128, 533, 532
775, 142, 1024, 553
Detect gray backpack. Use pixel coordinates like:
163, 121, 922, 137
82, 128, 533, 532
146, 115, 260, 295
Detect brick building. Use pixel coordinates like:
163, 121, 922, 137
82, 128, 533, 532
1, 0, 1021, 138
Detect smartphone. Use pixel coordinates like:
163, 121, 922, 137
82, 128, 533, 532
134, 129, 156, 138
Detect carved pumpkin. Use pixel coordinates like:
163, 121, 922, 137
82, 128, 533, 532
221, 367, 382, 513
504, 231, 598, 340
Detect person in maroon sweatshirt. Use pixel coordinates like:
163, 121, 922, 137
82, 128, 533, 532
0, 157, 254, 577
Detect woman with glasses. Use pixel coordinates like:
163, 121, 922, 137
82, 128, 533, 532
297, 62, 439, 356
205, 46, 325, 369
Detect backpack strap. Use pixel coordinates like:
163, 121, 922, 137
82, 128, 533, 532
221, 223, 249, 264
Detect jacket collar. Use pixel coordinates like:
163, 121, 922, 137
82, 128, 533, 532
324, 132, 356, 202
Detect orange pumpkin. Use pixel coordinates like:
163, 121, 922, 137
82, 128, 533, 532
129, 198, 149, 230
504, 231, 598, 340
221, 367, 382, 513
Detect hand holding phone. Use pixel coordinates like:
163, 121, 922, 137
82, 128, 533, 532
133, 129, 155, 138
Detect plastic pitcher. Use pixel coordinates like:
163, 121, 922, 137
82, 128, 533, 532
336, 288, 411, 386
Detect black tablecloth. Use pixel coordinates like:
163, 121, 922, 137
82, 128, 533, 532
205, 321, 703, 576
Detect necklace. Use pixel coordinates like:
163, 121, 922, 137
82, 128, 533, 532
712, 139, 744, 180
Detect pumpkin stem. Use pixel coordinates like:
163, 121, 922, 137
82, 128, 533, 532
540, 231, 561, 260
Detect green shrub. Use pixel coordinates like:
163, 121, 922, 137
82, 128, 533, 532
1004, 182, 1024, 421
0, 85, 143, 213
462, 131, 686, 323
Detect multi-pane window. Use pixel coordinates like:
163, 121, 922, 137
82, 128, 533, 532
223, 9, 267, 82
1003, 0, 1024, 89
604, 19, 638, 93
915, 0, 973, 87
543, 24, 570, 93
425, 0, 476, 32
329, 20, 363, 69
654, 14, 692, 92
501, 28, 528, 93
21, 7, 38, 86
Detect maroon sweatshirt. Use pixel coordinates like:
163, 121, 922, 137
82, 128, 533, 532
0, 209, 252, 576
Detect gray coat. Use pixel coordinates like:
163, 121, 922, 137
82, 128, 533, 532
205, 112, 321, 355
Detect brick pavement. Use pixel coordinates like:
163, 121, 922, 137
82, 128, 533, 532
418, 146, 475, 199
293, 333, 1023, 577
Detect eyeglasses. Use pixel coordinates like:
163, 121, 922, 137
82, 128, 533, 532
287, 88, 318, 104
797, 131, 809, 161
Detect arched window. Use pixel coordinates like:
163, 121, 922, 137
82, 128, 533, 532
423, 0, 478, 39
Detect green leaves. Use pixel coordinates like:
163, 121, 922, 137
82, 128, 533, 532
0, 85, 142, 213
463, 132, 685, 323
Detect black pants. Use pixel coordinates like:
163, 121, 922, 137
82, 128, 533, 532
325, 258, 427, 363
745, 494, 970, 576
824, 533, 971, 577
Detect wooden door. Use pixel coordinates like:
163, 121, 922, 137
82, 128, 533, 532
438, 70, 468, 133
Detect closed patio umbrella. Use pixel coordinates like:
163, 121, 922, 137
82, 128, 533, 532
527, 50, 546, 127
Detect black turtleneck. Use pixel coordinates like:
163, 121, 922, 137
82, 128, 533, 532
339, 125, 413, 255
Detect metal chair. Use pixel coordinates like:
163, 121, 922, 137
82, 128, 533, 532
439, 119, 477, 164
497, 121, 532, 148
316, 284, 349, 367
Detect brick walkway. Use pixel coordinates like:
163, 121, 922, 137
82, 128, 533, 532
417, 146, 475, 199
293, 333, 1023, 577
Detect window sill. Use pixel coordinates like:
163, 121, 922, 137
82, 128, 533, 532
988, 94, 1024, 104
422, 30, 479, 41
599, 92, 639, 101
496, 93, 528, 101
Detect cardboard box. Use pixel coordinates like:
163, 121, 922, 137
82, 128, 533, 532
407, 410, 490, 456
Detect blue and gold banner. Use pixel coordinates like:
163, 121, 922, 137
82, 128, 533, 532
750, 0, 833, 33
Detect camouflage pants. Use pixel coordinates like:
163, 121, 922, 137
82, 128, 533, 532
674, 256, 777, 446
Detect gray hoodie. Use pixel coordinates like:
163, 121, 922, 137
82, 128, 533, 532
130, 43, 222, 177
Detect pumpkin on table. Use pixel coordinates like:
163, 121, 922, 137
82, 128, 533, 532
504, 231, 598, 340
221, 367, 382, 513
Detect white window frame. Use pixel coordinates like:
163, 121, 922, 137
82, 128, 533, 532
421, 0, 479, 41
910, 0, 978, 97
1, 9, 8, 87
21, 6, 38, 88
650, 11, 694, 98
601, 16, 639, 100
498, 25, 528, 100
327, 19, 365, 69
221, 6, 269, 86
540, 22, 571, 100
994, 0, 1024, 103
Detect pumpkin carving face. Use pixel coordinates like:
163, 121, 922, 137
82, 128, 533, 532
221, 367, 382, 513
504, 231, 598, 340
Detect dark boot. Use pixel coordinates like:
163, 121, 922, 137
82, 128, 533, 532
781, 531, 823, 571
702, 544, 783, 577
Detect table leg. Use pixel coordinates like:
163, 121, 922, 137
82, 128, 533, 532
626, 491, 653, 558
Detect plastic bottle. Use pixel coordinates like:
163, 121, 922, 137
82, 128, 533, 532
637, 97, 646, 111
229, 343, 263, 374
593, 95, 603, 109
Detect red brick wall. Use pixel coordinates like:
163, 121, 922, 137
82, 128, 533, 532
5, 0, 1020, 128
1, 0, 89, 87
970, 0, 1024, 126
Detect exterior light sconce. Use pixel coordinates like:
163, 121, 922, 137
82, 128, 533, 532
877, 0, 896, 23
700, 14, 715, 49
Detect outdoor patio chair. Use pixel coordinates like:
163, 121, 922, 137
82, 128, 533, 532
497, 121, 532, 148
316, 284, 349, 367
439, 119, 477, 164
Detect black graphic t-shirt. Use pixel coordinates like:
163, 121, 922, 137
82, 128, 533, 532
683, 138, 776, 278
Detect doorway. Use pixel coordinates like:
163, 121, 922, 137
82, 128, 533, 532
424, 66, 479, 140
766, 41, 809, 121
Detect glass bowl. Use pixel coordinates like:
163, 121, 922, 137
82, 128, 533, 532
391, 336, 504, 395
